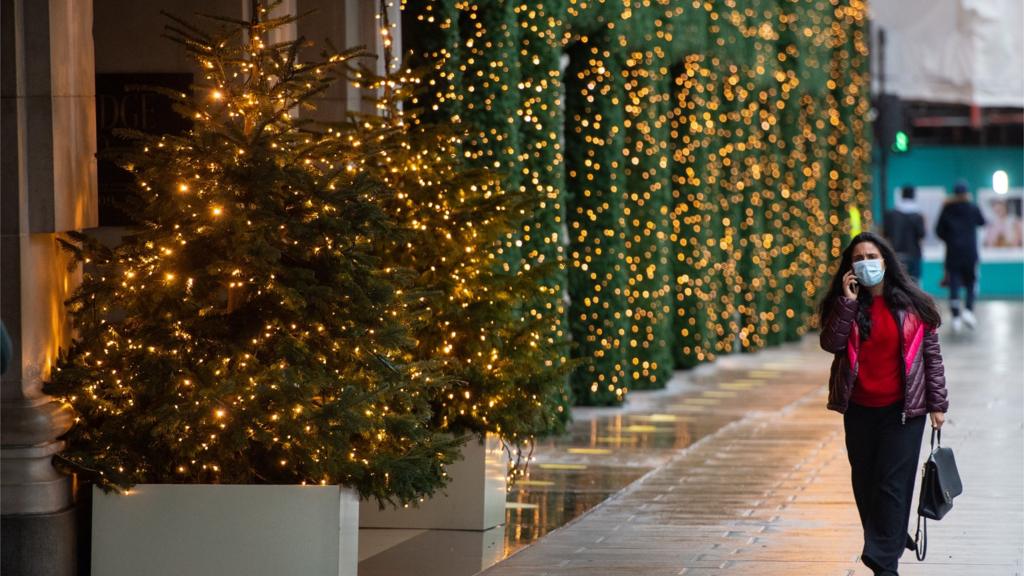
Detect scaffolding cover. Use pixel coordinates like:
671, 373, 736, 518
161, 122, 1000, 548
871, 0, 1024, 107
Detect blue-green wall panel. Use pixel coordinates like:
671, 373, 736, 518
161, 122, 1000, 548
880, 146, 1023, 204
921, 262, 1024, 300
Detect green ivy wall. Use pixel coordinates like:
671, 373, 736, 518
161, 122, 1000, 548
404, 0, 872, 405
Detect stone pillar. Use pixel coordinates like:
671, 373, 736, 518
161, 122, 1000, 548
1, 0, 98, 574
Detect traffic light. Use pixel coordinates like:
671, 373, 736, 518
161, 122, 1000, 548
874, 94, 910, 154
893, 130, 909, 153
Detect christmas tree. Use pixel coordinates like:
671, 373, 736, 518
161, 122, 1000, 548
351, 4, 573, 478
47, 5, 461, 506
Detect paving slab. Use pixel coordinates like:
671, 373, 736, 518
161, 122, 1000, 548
480, 301, 1024, 576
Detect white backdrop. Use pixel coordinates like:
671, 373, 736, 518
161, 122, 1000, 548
915, 186, 1024, 263
870, 0, 1024, 107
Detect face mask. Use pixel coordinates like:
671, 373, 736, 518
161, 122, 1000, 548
852, 259, 885, 287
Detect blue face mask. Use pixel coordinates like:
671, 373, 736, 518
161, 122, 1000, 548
852, 259, 885, 287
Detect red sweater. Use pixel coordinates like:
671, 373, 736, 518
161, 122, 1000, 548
851, 298, 904, 407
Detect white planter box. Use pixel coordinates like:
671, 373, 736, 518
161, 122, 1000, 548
91, 484, 358, 576
358, 525, 504, 574
359, 433, 506, 531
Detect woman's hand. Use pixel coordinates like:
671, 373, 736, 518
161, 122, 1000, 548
929, 411, 945, 429
842, 270, 859, 301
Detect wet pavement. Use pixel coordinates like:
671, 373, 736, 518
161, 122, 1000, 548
359, 300, 1024, 576
500, 345, 834, 559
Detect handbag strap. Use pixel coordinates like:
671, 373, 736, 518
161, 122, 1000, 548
915, 513, 927, 561
917, 426, 942, 562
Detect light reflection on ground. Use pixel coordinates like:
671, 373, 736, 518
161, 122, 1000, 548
360, 339, 825, 576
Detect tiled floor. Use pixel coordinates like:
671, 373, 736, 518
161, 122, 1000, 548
359, 301, 1024, 576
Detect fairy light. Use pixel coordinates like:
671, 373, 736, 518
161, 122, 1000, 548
47, 2, 480, 500
48, 0, 870, 496
390, 0, 576, 486
414, 0, 869, 403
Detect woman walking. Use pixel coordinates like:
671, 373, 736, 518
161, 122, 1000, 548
819, 232, 949, 576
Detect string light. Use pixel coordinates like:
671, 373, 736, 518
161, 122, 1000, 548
403, 0, 575, 484
413, 0, 870, 403
47, 3, 473, 503
48, 0, 870, 498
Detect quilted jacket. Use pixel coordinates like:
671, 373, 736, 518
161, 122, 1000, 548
821, 297, 949, 422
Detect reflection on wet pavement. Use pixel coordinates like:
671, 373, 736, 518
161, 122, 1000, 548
359, 339, 827, 576
359, 302, 1023, 576
501, 343, 825, 560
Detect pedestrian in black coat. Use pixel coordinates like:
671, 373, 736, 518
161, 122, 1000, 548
935, 180, 986, 332
884, 184, 925, 281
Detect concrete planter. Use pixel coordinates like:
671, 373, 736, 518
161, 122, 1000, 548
358, 525, 504, 574
91, 484, 359, 576
359, 433, 506, 531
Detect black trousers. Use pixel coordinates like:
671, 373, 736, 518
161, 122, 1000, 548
844, 402, 926, 575
946, 261, 977, 316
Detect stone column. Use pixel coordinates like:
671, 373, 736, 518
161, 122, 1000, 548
1, 0, 97, 574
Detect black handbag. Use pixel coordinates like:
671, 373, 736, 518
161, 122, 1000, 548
913, 428, 963, 561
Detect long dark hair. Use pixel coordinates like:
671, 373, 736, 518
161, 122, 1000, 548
818, 232, 942, 339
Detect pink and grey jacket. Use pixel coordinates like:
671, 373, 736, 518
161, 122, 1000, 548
820, 297, 949, 423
